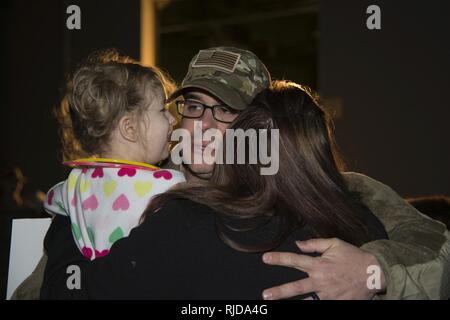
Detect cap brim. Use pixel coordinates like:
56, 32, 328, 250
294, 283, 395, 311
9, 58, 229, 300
167, 79, 248, 111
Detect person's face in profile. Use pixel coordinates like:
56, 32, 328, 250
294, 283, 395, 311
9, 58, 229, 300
180, 90, 239, 177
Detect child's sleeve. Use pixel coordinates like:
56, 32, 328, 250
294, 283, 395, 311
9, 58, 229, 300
157, 169, 186, 190
43, 181, 69, 216
166, 169, 186, 185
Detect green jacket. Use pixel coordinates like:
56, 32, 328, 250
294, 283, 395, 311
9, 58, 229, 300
11, 172, 450, 299
344, 172, 450, 300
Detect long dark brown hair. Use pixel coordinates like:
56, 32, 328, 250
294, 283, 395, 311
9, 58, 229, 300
143, 80, 373, 252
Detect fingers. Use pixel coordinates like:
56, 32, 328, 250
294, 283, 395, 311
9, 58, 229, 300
295, 238, 340, 254
262, 278, 315, 300
262, 251, 316, 271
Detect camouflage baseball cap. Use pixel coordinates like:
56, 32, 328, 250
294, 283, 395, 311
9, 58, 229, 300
168, 47, 271, 110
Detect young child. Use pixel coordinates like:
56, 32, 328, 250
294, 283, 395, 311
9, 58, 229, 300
44, 50, 185, 260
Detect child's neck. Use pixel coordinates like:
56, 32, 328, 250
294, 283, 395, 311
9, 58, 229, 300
99, 151, 140, 163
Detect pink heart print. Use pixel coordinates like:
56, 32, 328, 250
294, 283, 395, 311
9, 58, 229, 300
82, 194, 99, 211
81, 168, 88, 174
118, 167, 137, 177
95, 249, 110, 258
91, 167, 104, 178
153, 170, 173, 180
82, 247, 93, 259
47, 189, 54, 206
71, 196, 77, 207
113, 194, 130, 211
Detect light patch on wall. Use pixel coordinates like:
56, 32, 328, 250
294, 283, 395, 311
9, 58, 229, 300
140, 0, 156, 66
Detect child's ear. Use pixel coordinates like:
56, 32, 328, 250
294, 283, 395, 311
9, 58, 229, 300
118, 115, 138, 142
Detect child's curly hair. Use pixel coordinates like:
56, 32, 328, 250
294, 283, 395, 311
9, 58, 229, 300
55, 49, 176, 161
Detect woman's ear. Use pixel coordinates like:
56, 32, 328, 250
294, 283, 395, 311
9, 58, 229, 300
118, 115, 138, 142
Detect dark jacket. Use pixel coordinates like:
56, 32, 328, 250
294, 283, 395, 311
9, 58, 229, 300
41, 197, 387, 300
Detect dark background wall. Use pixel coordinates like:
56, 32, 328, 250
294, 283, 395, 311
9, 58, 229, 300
0, 0, 140, 196
158, 0, 317, 85
319, 0, 450, 197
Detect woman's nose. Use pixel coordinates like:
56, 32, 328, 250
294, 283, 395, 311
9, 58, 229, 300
200, 108, 215, 130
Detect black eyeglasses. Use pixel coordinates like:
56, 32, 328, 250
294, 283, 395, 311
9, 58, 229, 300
176, 100, 239, 124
